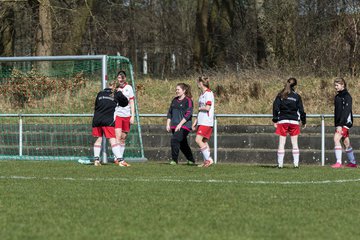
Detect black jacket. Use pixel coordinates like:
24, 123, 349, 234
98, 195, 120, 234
334, 89, 353, 128
167, 96, 193, 131
272, 91, 306, 124
92, 88, 128, 127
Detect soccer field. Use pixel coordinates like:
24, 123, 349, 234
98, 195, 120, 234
1, 161, 360, 240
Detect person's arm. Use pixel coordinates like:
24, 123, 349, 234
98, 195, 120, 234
176, 98, 193, 132
341, 94, 353, 128
297, 95, 306, 127
272, 96, 280, 124
166, 100, 173, 132
129, 99, 135, 124
114, 91, 129, 107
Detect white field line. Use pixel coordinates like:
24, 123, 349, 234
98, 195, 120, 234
1, 175, 360, 185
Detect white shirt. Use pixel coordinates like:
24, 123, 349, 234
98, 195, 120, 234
197, 89, 215, 127
114, 83, 134, 117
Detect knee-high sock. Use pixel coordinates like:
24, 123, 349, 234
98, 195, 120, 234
292, 148, 299, 167
200, 146, 211, 161
119, 143, 126, 158
94, 144, 101, 158
335, 146, 342, 164
346, 147, 356, 164
111, 143, 121, 159
277, 150, 285, 167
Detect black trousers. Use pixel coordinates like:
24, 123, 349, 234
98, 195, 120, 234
171, 129, 194, 163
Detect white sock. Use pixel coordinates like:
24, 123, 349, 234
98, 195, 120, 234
111, 143, 121, 159
94, 144, 101, 158
119, 143, 126, 158
277, 150, 285, 167
335, 146, 342, 164
346, 147, 356, 164
292, 148, 299, 167
200, 146, 211, 161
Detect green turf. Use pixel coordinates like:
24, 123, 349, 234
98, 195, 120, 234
1, 161, 360, 240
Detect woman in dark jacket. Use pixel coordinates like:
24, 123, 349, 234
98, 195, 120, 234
272, 78, 306, 168
331, 77, 356, 168
166, 83, 195, 165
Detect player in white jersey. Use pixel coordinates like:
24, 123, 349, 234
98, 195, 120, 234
192, 76, 215, 167
113, 70, 135, 167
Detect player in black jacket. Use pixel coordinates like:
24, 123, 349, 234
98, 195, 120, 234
331, 78, 356, 168
92, 81, 128, 166
272, 78, 306, 168
166, 83, 195, 165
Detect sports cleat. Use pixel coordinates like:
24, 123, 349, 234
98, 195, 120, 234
277, 165, 283, 169
114, 158, 123, 165
94, 160, 101, 166
331, 163, 342, 168
187, 160, 196, 166
169, 160, 177, 165
294, 165, 299, 169
345, 163, 357, 168
118, 160, 131, 167
199, 158, 213, 168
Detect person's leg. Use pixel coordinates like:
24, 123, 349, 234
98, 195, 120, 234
179, 130, 195, 163
290, 135, 299, 167
119, 132, 128, 159
343, 137, 356, 166
170, 130, 183, 164
277, 136, 286, 168
333, 132, 343, 167
195, 134, 210, 161
94, 137, 102, 158
109, 137, 121, 159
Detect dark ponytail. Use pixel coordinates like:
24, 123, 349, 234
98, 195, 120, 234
177, 83, 192, 98
279, 77, 297, 99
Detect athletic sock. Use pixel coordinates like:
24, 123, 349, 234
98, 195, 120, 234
292, 148, 300, 167
111, 143, 121, 159
94, 144, 101, 158
277, 150, 285, 167
346, 147, 356, 164
119, 143, 126, 158
200, 146, 210, 161
335, 146, 342, 164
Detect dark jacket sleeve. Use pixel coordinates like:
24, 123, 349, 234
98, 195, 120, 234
183, 98, 193, 121
167, 99, 174, 119
341, 94, 353, 128
297, 95, 306, 125
272, 96, 281, 123
114, 91, 129, 107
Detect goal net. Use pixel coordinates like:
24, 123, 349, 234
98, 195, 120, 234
0, 55, 146, 162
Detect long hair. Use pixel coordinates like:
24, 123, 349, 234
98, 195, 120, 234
177, 83, 192, 98
198, 76, 210, 89
278, 77, 297, 99
334, 77, 346, 89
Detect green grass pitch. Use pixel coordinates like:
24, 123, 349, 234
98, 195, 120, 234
1, 160, 360, 240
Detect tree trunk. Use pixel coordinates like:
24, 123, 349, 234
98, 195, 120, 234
193, 0, 209, 72
0, 6, 15, 57
36, 0, 52, 73
62, 0, 94, 55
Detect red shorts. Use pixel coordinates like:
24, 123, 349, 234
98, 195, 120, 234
275, 123, 300, 136
196, 125, 213, 139
115, 116, 131, 132
92, 126, 116, 138
336, 127, 349, 138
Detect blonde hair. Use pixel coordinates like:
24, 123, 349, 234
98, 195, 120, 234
198, 76, 210, 89
334, 77, 346, 88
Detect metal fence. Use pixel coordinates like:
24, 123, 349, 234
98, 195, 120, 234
1, 113, 359, 166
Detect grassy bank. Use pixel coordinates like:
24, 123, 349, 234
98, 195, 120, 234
1, 71, 359, 125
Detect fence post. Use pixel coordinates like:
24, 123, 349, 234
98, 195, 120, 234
19, 114, 23, 157
321, 115, 325, 166
214, 114, 218, 164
